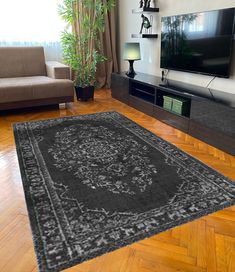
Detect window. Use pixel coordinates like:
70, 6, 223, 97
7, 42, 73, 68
0, 0, 65, 60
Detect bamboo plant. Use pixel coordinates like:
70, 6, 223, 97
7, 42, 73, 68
58, 0, 115, 88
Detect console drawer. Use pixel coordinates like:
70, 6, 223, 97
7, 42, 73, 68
153, 106, 189, 133
189, 120, 235, 156
129, 95, 154, 116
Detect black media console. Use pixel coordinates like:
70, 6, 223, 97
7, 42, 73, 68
111, 72, 235, 156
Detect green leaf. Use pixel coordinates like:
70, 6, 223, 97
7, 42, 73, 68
59, 0, 116, 87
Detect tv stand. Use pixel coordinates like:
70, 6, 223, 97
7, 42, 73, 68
111, 72, 235, 156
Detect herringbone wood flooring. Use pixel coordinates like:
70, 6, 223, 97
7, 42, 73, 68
0, 89, 235, 272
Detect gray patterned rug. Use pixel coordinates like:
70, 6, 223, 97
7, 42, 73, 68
13, 111, 235, 272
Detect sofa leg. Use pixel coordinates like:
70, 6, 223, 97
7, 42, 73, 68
59, 103, 66, 109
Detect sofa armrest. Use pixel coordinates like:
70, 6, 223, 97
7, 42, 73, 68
46, 61, 71, 79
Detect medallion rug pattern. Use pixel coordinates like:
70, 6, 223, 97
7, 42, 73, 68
13, 111, 235, 272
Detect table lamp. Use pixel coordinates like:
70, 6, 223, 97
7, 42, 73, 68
123, 42, 141, 77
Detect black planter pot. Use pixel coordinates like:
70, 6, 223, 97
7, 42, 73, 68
75, 86, 94, 101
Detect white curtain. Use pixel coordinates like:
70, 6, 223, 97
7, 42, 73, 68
0, 0, 64, 61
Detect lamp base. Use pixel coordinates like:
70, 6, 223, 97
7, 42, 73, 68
126, 60, 136, 78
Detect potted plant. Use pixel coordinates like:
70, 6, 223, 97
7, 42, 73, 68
58, 0, 115, 101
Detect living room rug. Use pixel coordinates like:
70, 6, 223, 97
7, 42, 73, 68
13, 111, 235, 272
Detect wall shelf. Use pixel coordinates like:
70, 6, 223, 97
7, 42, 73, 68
131, 34, 158, 38
131, 5, 159, 39
132, 7, 159, 13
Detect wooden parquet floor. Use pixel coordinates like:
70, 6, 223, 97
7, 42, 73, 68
0, 89, 235, 272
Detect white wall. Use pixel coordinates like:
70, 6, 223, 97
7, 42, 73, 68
119, 0, 235, 94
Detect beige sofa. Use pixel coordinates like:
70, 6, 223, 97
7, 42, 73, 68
0, 47, 74, 110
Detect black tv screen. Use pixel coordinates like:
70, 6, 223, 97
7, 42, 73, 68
161, 8, 235, 78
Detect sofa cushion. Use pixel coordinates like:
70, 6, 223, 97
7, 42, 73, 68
0, 47, 47, 78
0, 76, 74, 103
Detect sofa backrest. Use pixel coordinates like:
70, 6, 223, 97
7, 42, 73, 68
0, 47, 47, 78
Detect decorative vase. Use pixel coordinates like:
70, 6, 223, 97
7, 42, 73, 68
75, 86, 94, 101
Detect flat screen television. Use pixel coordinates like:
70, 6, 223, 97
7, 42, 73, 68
160, 8, 235, 78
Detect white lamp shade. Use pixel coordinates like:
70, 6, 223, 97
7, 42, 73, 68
123, 43, 141, 60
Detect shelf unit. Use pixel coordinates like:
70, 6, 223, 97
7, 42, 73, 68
131, 5, 159, 39
130, 81, 155, 104
111, 72, 235, 156
130, 79, 192, 119
155, 87, 191, 118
